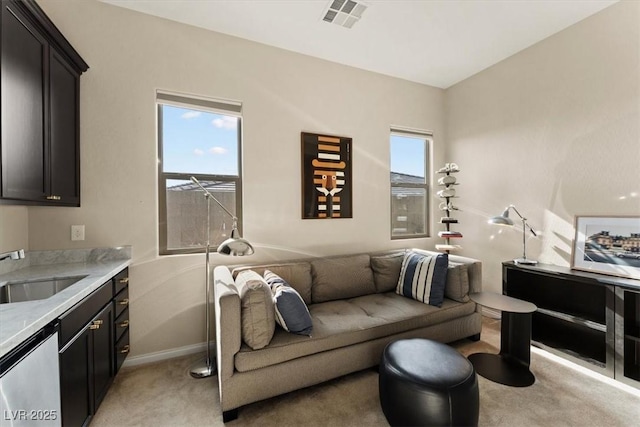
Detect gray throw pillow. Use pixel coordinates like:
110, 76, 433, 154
264, 270, 313, 336
371, 251, 405, 293
235, 270, 275, 350
233, 262, 313, 305
445, 263, 470, 302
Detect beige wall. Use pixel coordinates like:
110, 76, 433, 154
0, 206, 28, 252
23, 0, 445, 357
445, 0, 640, 292
4, 0, 637, 359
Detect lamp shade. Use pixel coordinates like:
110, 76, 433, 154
217, 228, 255, 256
488, 207, 514, 226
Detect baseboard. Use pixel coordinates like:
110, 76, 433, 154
122, 342, 208, 368
480, 307, 501, 319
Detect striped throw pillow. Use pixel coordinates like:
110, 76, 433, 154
264, 270, 313, 336
396, 251, 448, 307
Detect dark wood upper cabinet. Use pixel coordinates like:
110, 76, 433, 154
0, 3, 47, 201
0, 0, 88, 206
49, 50, 81, 204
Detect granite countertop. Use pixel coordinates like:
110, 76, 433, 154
0, 247, 131, 358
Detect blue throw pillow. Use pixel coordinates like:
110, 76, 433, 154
264, 270, 313, 336
396, 251, 448, 307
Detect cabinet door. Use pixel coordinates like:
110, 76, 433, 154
59, 327, 92, 427
1, 3, 47, 201
616, 287, 640, 388
92, 303, 114, 410
49, 50, 80, 205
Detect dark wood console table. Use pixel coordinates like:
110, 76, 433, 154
469, 292, 537, 387
502, 262, 640, 389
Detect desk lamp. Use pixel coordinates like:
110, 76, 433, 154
489, 205, 538, 265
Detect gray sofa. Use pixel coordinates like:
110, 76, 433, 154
213, 249, 482, 422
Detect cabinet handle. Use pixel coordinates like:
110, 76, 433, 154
46, 195, 61, 201
89, 319, 103, 330
120, 345, 130, 354
118, 298, 129, 306
119, 320, 129, 328
119, 277, 129, 284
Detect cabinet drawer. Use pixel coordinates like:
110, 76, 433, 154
505, 268, 606, 324
115, 330, 130, 373
114, 286, 129, 318
115, 307, 129, 342
59, 280, 112, 347
533, 312, 606, 367
113, 268, 129, 295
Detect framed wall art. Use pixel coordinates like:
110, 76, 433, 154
571, 215, 640, 280
301, 132, 352, 219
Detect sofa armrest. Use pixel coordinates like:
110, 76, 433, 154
214, 266, 242, 384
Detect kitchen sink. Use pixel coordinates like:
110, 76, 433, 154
0, 276, 87, 304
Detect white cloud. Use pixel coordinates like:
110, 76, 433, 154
212, 116, 237, 129
209, 147, 228, 155
193, 148, 204, 156
181, 111, 201, 119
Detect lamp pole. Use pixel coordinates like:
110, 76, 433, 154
509, 205, 537, 265
189, 176, 254, 379
521, 217, 528, 262
190, 192, 215, 378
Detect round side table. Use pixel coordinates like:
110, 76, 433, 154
469, 291, 537, 387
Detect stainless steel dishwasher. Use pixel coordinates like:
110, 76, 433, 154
0, 322, 61, 426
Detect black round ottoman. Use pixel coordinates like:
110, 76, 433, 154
379, 339, 479, 427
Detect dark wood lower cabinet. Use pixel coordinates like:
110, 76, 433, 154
59, 302, 114, 426
59, 328, 91, 427
58, 268, 129, 426
92, 303, 115, 411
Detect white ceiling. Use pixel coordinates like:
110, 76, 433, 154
101, 0, 618, 88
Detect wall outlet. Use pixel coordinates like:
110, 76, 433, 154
71, 225, 85, 241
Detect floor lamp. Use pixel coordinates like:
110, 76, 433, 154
488, 204, 538, 265
190, 176, 254, 378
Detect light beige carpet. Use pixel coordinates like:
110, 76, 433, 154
92, 318, 640, 426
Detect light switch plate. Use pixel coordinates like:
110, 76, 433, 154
71, 225, 85, 241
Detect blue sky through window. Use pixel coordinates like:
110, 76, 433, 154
162, 105, 424, 180
162, 105, 239, 176
390, 134, 426, 178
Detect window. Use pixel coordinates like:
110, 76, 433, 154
390, 128, 431, 239
157, 91, 243, 255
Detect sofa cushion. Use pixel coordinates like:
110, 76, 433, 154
264, 270, 313, 336
311, 254, 376, 303
235, 270, 275, 350
446, 262, 470, 303
396, 251, 448, 307
234, 293, 476, 372
233, 262, 312, 305
371, 251, 405, 293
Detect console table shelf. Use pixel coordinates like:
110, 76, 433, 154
503, 261, 640, 389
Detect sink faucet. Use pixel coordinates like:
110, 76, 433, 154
0, 249, 25, 262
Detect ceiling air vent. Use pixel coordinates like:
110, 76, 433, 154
322, 0, 368, 29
